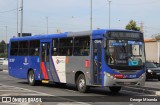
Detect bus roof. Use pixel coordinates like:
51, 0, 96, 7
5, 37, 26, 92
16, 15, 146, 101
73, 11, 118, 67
10, 29, 142, 42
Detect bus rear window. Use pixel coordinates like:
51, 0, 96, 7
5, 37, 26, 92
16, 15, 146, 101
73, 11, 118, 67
10, 42, 18, 56
10, 40, 40, 56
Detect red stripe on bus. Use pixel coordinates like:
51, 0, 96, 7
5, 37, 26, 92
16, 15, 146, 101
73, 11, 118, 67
40, 62, 49, 79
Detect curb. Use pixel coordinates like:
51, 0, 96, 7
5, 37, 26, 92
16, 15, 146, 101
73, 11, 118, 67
123, 86, 160, 96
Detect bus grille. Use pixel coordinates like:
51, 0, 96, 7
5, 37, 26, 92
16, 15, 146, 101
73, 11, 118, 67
116, 82, 137, 85
113, 69, 140, 74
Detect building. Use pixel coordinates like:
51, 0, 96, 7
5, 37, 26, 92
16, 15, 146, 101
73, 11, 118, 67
145, 38, 160, 64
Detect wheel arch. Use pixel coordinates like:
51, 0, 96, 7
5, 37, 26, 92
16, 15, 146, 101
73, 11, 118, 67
27, 68, 34, 76
75, 71, 85, 84
27, 68, 40, 80
75, 71, 90, 93
27, 68, 40, 86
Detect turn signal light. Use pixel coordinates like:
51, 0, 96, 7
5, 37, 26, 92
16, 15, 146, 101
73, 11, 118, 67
85, 60, 90, 68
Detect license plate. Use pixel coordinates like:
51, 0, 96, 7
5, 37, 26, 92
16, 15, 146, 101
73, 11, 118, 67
124, 82, 131, 85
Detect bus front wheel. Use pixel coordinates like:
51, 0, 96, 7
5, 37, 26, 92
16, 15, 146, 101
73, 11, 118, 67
28, 70, 37, 86
76, 74, 89, 93
109, 86, 121, 93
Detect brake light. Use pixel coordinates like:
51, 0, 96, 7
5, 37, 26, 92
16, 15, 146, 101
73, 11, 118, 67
85, 60, 90, 68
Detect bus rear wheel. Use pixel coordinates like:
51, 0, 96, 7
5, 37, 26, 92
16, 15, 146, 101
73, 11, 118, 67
109, 86, 121, 93
28, 70, 37, 86
76, 74, 89, 93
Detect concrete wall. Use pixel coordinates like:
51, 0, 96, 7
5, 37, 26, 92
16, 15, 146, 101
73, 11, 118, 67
145, 42, 159, 63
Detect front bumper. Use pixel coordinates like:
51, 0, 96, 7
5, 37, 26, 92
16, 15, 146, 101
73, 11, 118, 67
103, 73, 145, 87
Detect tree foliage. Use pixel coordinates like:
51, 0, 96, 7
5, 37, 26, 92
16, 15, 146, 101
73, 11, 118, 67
0, 41, 7, 58
125, 20, 140, 31
1, 40, 5, 44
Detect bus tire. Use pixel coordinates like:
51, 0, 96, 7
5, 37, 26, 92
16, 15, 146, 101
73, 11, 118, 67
28, 70, 37, 86
76, 74, 89, 93
109, 86, 121, 93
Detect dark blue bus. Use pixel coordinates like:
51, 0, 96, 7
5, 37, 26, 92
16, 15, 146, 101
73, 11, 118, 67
8, 29, 146, 93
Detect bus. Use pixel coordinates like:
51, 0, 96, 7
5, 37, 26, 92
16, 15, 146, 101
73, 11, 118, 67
8, 29, 146, 93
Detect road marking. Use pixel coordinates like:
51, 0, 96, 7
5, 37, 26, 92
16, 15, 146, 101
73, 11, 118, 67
0, 84, 91, 105
0, 84, 53, 96
64, 89, 77, 92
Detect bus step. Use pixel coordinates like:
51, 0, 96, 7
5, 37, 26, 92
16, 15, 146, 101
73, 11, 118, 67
42, 80, 49, 84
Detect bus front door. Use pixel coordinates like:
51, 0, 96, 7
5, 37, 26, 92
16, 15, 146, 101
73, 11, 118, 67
40, 43, 51, 81
93, 39, 102, 85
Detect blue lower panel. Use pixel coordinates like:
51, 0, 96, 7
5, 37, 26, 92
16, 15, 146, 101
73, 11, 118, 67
8, 56, 41, 80
9, 68, 27, 79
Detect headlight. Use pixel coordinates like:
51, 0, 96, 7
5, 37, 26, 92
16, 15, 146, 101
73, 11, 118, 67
147, 69, 152, 73
105, 72, 111, 77
141, 73, 145, 78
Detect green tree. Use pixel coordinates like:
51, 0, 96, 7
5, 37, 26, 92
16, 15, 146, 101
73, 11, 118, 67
125, 20, 140, 31
0, 40, 6, 58
1, 40, 6, 44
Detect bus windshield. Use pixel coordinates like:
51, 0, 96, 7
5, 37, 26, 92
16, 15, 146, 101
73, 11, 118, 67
106, 40, 145, 67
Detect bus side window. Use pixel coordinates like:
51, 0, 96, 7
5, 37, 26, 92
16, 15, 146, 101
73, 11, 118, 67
29, 40, 40, 56
67, 49, 70, 56
59, 38, 73, 56
18, 41, 29, 56
10, 42, 18, 56
74, 36, 90, 56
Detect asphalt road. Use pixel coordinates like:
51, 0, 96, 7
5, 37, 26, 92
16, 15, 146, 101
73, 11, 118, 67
0, 71, 160, 105
145, 79, 160, 89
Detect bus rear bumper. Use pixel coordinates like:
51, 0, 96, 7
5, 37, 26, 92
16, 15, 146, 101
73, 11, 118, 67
103, 73, 145, 87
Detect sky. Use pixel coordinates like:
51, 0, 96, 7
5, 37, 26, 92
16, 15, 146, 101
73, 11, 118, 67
0, 0, 160, 43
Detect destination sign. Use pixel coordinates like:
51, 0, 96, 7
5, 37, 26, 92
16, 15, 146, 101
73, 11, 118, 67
106, 31, 143, 39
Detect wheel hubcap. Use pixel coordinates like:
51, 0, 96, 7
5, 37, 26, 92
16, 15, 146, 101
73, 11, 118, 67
29, 73, 34, 83
79, 79, 85, 89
